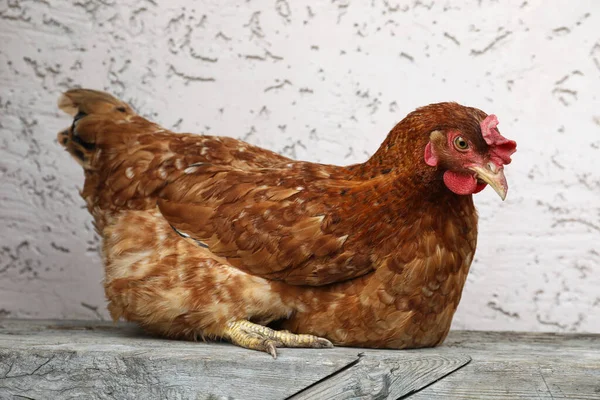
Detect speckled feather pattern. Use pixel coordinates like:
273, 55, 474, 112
58, 89, 482, 349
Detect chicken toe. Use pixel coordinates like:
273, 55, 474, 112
223, 320, 333, 358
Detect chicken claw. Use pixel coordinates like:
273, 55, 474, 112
223, 320, 333, 358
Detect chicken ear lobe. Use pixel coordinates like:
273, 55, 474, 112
424, 143, 437, 167
424, 131, 444, 167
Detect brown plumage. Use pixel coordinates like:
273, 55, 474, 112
57, 89, 516, 356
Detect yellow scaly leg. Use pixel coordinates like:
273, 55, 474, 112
223, 320, 333, 358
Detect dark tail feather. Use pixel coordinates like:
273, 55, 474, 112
57, 89, 132, 117
57, 89, 135, 168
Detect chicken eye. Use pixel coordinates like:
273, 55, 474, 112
453, 136, 469, 151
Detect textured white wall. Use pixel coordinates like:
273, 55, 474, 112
1, 0, 599, 332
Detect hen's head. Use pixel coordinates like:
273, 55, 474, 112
409, 103, 517, 200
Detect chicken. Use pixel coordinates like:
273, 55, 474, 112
57, 89, 516, 357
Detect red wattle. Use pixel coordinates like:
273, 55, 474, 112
474, 182, 488, 193
443, 171, 479, 195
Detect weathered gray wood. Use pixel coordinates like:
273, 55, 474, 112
4, 320, 597, 400
290, 353, 471, 400
0, 320, 470, 400
0, 320, 357, 400
408, 331, 600, 399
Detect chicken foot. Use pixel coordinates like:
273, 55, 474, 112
223, 319, 333, 358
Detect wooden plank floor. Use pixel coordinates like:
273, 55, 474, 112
0, 319, 468, 399
409, 330, 600, 399
0, 319, 598, 399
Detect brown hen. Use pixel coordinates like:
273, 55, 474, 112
57, 89, 516, 357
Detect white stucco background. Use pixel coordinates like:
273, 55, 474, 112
0, 0, 599, 332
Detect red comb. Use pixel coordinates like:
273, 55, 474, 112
481, 114, 517, 166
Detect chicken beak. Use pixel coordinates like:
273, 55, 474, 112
469, 163, 508, 201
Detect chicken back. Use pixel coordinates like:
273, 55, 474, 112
57, 89, 516, 357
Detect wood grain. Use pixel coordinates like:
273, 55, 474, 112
290, 353, 471, 399
409, 331, 600, 399
1, 321, 598, 399
0, 320, 469, 400
0, 320, 356, 400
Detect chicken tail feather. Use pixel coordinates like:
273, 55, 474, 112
57, 89, 136, 169
57, 88, 132, 117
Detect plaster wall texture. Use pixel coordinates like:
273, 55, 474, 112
0, 0, 599, 332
